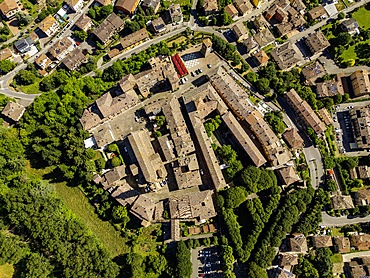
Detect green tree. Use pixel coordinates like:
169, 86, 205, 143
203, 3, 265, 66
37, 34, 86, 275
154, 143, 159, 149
224, 186, 246, 208
0, 60, 16, 75
295, 257, 319, 278
73, 30, 88, 41
256, 78, 270, 94
111, 156, 122, 167
112, 206, 130, 227
15, 70, 36, 85
107, 143, 119, 152
22, 253, 53, 278
175, 241, 192, 278
15, 12, 31, 26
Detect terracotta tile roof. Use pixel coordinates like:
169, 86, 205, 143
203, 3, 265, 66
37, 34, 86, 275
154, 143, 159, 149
282, 128, 304, 150
312, 235, 333, 248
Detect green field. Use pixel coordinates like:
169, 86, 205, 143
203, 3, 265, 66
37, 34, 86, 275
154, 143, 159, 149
163, 0, 191, 6
331, 253, 343, 264
0, 264, 15, 278
54, 182, 130, 257
352, 6, 370, 29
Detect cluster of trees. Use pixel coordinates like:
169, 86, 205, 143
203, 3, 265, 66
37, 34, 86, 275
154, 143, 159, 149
87, 5, 114, 23
204, 115, 222, 137
216, 145, 243, 179
217, 167, 280, 263
15, 12, 31, 27
247, 188, 313, 271
264, 111, 286, 134
0, 181, 120, 277
247, 62, 346, 111
295, 248, 333, 278
72, 30, 88, 41
211, 36, 249, 71
103, 41, 171, 82
124, 251, 169, 277
220, 237, 236, 278
175, 241, 192, 278
295, 188, 330, 234
0, 23, 11, 42
240, 166, 279, 194
0, 59, 16, 75
326, 17, 370, 67
336, 156, 362, 193
14, 63, 41, 86
19, 75, 94, 182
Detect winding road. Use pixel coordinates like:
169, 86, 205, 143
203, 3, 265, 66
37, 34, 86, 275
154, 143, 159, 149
321, 212, 370, 227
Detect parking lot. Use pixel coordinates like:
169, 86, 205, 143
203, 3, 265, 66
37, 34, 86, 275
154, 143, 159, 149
334, 109, 354, 154
191, 246, 223, 278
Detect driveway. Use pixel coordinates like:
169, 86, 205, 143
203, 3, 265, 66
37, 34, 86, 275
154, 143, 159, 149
321, 212, 370, 227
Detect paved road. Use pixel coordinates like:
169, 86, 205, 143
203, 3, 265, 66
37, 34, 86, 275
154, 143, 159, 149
343, 251, 370, 262
319, 56, 370, 75
0, 63, 39, 100
321, 212, 370, 227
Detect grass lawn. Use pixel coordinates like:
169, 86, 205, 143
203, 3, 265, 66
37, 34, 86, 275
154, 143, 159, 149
54, 182, 130, 257
19, 78, 41, 94
167, 36, 187, 47
163, 0, 191, 6
340, 38, 370, 63
352, 5, 370, 29
331, 253, 343, 263
0, 264, 15, 278
331, 227, 344, 236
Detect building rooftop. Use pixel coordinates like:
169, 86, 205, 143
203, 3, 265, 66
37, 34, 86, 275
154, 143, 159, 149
350, 234, 370, 251
301, 61, 326, 85
111, 182, 140, 206
331, 193, 355, 210
225, 3, 238, 18
307, 5, 326, 20
0, 47, 12, 61
101, 165, 127, 189
222, 111, 266, 167
276, 166, 299, 186
0, 0, 19, 15
128, 129, 167, 184
305, 30, 330, 55
163, 97, 195, 157
312, 235, 333, 248
242, 36, 258, 53
74, 14, 92, 30
284, 89, 326, 135
253, 28, 275, 47
1, 101, 25, 122
288, 234, 308, 253
48, 37, 73, 60
115, 0, 140, 14
169, 190, 216, 222
38, 15, 57, 33
270, 42, 301, 70
231, 21, 248, 40
333, 236, 351, 253
62, 48, 87, 71
130, 194, 156, 225
282, 128, 304, 150
350, 70, 370, 97
92, 13, 124, 44
349, 104, 370, 149
120, 28, 149, 50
